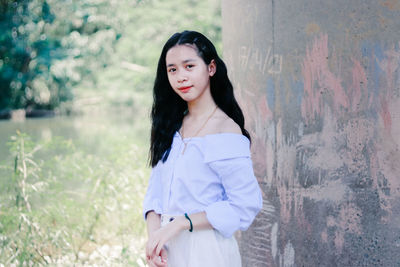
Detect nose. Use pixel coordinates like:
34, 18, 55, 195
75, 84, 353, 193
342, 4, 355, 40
177, 74, 187, 83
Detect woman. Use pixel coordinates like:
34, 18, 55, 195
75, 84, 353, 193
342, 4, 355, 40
143, 30, 262, 267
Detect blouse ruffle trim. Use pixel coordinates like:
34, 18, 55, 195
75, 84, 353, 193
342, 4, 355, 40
174, 132, 251, 162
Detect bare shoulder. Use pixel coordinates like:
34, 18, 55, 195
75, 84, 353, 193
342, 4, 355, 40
214, 110, 242, 134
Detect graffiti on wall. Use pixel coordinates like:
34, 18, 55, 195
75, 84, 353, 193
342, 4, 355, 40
239, 45, 283, 75
236, 33, 400, 266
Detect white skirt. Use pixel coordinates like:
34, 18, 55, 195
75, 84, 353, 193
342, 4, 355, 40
161, 214, 242, 267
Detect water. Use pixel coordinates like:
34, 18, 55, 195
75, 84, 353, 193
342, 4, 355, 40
0, 113, 150, 163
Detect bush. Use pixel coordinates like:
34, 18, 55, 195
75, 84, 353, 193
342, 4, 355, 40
0, 131, 149, 266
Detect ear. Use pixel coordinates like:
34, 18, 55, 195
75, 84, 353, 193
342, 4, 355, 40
208, 59, 216, 77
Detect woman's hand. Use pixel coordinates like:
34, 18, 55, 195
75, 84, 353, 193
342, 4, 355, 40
146, 246, 168, 267
145, 211, 166, 266
146, 217, 187, 265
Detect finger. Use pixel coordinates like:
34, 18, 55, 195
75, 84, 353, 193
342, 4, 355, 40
154, 247, 168, 266
147, 247, 159, 267
160, 248, 168, 263
155, 245, 161, 259
147, 240, 157, 258
147, 257, 157, 267
151, 255, 165, 267
146, 253, 153, 263
155, 239, 166, 257
146, 248, 154, 261
146, 246, 150, 259
146, 240, 153, 258
153, 256, 167, 267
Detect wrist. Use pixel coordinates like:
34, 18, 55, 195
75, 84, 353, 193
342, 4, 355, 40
145, 211, 161, 236
146, 210, 159, 220
176, 216, 190, 231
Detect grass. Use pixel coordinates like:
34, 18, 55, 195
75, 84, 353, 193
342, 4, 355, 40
0, 125, 150, 266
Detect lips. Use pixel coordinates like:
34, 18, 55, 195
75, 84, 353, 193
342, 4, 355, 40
178, 86, 192, 93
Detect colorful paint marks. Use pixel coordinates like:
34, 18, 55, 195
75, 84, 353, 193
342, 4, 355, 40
239, 33, 400, 266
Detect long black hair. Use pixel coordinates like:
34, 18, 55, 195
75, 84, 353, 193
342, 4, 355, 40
149, 30, 250, 167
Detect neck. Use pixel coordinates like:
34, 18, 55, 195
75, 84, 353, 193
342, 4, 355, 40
187, 88, 216, 119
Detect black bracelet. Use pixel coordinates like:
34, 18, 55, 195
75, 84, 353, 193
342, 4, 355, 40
184, 213, 193, 232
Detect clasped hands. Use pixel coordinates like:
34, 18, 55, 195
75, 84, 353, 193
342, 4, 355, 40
146, 216, 187, 267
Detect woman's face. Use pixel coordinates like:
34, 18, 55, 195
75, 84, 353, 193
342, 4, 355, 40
166, 44, 215, 103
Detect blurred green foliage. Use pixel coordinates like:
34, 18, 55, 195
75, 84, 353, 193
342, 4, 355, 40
0, 130, 150, 265
0, 0, 222, 113
0, 0, 122, 112
0, 1, 221, 264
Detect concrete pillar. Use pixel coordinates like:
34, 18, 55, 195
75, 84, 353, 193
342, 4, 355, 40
222, 1, 400, 266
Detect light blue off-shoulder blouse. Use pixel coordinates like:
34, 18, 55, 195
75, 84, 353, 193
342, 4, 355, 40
142, 131, 263, 238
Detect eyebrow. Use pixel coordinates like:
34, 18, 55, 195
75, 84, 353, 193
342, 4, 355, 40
167, 59, 196, 67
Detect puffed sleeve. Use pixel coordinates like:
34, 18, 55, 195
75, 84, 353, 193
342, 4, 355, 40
203, 134, 263, 238
142, 162, 163, 220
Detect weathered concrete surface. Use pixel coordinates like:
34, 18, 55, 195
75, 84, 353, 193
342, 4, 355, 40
222, 1, 400, 266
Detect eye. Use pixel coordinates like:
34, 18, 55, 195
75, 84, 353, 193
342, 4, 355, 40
186, 64, 194, 69
168, 67, 176, 73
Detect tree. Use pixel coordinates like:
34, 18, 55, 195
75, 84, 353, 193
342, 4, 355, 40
0, 0, 121, 112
